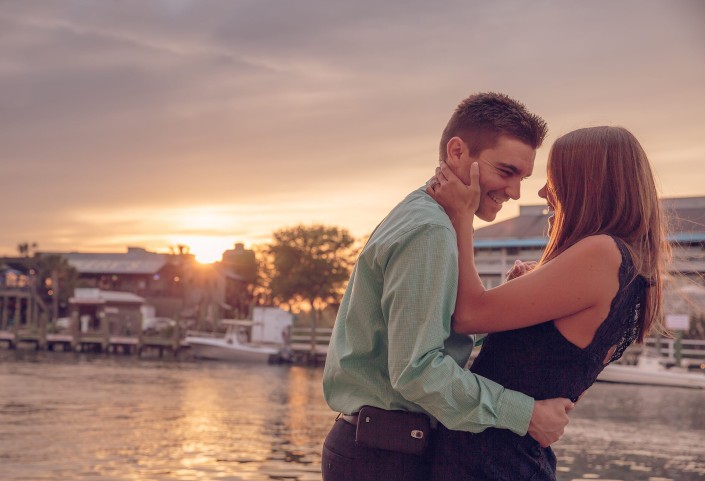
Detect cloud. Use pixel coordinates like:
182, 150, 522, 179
0, 0, 703, 255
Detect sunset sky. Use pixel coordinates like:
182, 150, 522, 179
1, 0, 704, 262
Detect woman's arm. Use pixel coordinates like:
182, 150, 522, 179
428, 161, 621, 335
427, 161, 484, 330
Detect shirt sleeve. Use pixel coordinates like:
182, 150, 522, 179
380, 223, 534, 435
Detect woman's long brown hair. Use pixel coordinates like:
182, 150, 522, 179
539, 126, 669, 342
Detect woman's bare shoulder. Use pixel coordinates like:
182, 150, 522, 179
560, 234, 622, 268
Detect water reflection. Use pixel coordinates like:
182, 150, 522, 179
555, 382, 705, 480
1, 350, 704, 481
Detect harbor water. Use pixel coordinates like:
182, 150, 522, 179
1, 350, 704, 481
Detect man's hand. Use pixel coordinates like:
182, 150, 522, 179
505, 260, 537, 282
527, 398, 574, 447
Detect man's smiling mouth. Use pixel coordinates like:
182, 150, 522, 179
488, 193, 506, 205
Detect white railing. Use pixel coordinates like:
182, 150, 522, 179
643, 337, 705, 362
282, 330, 705, 365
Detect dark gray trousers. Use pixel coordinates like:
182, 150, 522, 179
321, 418, 432, 481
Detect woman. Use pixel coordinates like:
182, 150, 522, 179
426, 126, 668, 481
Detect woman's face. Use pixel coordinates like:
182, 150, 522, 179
538, 181, 557, 213
538, 173, 558, 231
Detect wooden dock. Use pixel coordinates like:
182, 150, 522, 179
0, 329, 189, 357
4, 324, 705, 369
0, 325, 335, 363
288, 326, 332, 364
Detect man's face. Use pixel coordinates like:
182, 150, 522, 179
449, 136, 536, 222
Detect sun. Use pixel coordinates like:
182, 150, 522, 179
175, 237, 234, 264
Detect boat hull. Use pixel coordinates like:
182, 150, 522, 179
597, 364, 705, 389
186, 337, 279, 363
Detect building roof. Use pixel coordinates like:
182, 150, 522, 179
0, 259, 31, 273
474, 197, 705, 248
0, 265, 24, 275
62, 247, 168, 275
474, 205, 550, 248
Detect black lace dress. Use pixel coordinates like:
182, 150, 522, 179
431, 237, 648, 481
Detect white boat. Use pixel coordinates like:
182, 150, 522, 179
597, 352, 705, 389
185, 320, 284, 363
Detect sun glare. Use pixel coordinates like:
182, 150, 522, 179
177, 237, 234, 264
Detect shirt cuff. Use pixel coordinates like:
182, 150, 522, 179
494, 389, 534, 436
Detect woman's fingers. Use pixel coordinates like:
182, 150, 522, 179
428, 161, 482, 217
469, 162, 480, 189
437, 164, 449, 183
425, 180, 435, 197
439, 160, 455, 182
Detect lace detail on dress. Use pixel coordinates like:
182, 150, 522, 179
589, 235, 646, 365
604, 298, 641, 364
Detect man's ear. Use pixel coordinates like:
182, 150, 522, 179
446, 137, 467, 166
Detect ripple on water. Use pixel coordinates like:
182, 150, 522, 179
1, 350, 704, 481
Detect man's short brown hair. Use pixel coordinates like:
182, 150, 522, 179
439, 92, 548, 160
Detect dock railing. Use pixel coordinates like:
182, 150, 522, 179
645, 337, 705, 366
3, 322, 704, 368
289, 326, 333, 363
616, 338, 705, 367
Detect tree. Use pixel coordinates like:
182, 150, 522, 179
169, 244, 191, 256
265, 224, 357, 323
33, 253, 78, 320
11, 244, 78, 321
17, 242, 38, 257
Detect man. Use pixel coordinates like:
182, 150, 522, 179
321, 92, 573, 481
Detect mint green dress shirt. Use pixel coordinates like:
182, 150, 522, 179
322, 188, 534, 435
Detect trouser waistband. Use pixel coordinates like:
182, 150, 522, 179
338, 410, 438, 429
340, 413, 359, 425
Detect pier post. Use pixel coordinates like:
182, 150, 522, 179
172, 323, 181, 356
38, 312, 47, 350
12, 296, 20, 343
70, 311, 80, 352
1, 295, 7, 330
137, 318, 144, 357
674, 331, 683, 367
100, 310, 109, 352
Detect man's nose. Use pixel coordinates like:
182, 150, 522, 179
507, 179, 521, 200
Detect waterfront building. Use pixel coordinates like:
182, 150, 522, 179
475, 196, 705, 285
0, 260, 33, 331
58, 246, 254, 328
221, 243, 257, 282
0, 262, 29, 289
474, 204, 549, 288
0, 257, 58, 335
216, 243, 257, 320
69, 288, 145, 337
62, 247, 182, 297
